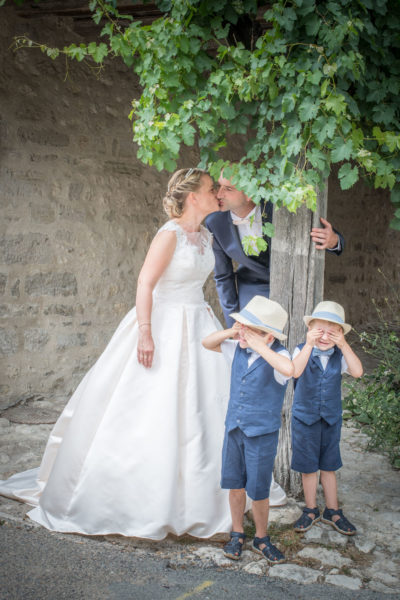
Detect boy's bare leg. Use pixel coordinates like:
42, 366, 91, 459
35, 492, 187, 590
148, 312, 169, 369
302, 472, 318, 519
229, 489, 246, 541
252, 498, 269, 549
320, 470, 340, 522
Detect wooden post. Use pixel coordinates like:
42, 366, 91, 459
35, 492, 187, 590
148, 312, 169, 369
270, 183, 328, 495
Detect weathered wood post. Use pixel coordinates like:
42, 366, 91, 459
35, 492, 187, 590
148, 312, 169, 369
270, 183, 328, 495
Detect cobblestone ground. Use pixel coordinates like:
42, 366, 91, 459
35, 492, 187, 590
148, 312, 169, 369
0, 405, 399, 595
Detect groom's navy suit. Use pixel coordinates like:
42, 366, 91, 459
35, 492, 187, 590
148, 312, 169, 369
206, 201, 344, 327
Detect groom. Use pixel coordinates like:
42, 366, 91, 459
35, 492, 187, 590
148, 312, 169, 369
206, 170, 344, 327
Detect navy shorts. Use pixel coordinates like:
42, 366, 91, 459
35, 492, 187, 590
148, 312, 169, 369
291, 416, 342, 473
221, 427, 279, 501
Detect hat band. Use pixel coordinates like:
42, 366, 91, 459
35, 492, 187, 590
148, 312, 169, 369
311, 310, 344, 324
240, 309, 283, 334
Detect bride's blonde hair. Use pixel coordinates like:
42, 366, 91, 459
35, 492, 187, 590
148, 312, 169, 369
163, 168, 207, 218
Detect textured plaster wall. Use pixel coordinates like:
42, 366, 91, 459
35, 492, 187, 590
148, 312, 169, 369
0, 10, 203, 409
0, 9, 399, 409
325, 170, 399, 327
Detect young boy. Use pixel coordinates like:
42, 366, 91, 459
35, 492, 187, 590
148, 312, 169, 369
291, 301, 363, 535
202, 296, 294, 564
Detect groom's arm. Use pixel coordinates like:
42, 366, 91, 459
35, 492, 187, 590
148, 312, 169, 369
211, 235, 240, 328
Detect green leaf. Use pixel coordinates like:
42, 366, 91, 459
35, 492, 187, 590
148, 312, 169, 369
87, 42, 109, 63
331, 137, 353, 163
181, 122, 195, 146
338, 163, 359, 190
390, 187, 400, 205
66, 44, 87, 62
298, 97, 320, 122
262, 222, 275, 237
305, 14, 320, 36
307, 148, 327, 171
324, 94, 347, 116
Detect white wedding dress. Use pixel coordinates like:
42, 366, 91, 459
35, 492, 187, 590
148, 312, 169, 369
0, 220, 286, 540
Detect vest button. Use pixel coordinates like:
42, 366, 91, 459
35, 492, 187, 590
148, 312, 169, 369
237, 419, 241, 423
242, 378, 246, 383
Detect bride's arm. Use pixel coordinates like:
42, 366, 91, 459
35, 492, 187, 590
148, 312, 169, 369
136, 230, 176, 368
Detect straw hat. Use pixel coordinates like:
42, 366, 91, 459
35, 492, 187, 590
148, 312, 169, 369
303, 301, 351, 335
230, 296, 288, 340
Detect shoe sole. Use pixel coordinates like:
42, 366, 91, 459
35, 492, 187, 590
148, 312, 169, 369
294, 516, 321, 533
223, 552, 241, 560
321, 517, 357, 536
252, 546, 286, 564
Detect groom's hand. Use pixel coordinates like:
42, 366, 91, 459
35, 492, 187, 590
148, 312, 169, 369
311, 217, 339, 250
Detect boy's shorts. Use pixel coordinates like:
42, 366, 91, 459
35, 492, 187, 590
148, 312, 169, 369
291, 416, 342, 473
221, 427, 279, 501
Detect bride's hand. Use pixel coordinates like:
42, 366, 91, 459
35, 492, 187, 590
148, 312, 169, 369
137, 326, 155, 368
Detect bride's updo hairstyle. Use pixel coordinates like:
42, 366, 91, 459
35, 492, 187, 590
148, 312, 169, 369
163, 168, 207, 218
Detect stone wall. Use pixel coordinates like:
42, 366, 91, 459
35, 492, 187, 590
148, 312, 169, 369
1, 9, 399, 409
0, 9, 200, 409
325, 170, 399, 327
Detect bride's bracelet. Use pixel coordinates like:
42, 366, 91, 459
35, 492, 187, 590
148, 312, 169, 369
138, 322, 151, 328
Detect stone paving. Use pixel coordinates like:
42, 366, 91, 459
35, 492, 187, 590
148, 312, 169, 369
0, 407, 399, 595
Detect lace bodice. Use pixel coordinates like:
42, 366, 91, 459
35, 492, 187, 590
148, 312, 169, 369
154, 220, 214, 304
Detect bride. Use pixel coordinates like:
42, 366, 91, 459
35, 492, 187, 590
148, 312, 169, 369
0, 168, 285, 540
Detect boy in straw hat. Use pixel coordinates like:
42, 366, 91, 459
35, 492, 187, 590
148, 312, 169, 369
202, 296, 293, 563
291, 301, 363, 536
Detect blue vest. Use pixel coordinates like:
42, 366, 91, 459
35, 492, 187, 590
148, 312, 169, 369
226, 341, 288, 437
293, 343, 343, 426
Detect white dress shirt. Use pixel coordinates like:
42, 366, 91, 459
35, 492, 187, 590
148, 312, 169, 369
230, 205, 262, 255
292, 346, 348, 373
221, 339, 291, 385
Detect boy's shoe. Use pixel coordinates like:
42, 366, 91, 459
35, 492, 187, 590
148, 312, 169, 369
321, 507, 357, 536
252, 536, 285, 564
223, 531, 246, 560
293, 507, 320, 532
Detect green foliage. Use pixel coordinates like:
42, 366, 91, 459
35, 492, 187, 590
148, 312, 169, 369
8, 0, 400, 227
344, 284, 400, 467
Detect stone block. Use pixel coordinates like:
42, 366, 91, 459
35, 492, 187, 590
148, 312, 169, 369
297, 547, 352, 567
56, 332, 87, 351
268, 564, 321, 584
303, 526, 323, 543
30, 203, 55, 224
0, 274, 6, 295
327, 530, 349, 547
17, 127, 69, 147
0, 233, 51, 264
0, 328, 18, 355
325, 574, 362, 590
69, 182, 84, 203
354, 537, 375, 554
243, 561, 265, 575
11, 280, 20, 297
192, 546, 234, 568
43, 304, 75, 316
25, 272, 78, 297
368, 580, 398, 594
24, 328, 50, 351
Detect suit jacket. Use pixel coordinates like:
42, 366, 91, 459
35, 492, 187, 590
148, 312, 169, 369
205, 202, 344, 327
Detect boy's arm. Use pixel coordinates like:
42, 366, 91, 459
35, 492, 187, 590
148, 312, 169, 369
329, 331, 363, 378
292, 328, 323, 378
242, 329, 294, 378
202, 323, 240, 353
